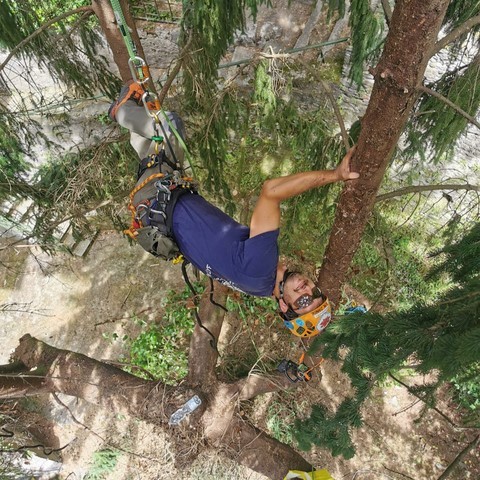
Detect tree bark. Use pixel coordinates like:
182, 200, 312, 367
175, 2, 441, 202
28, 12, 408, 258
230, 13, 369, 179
222, 416, 313, 480
317, 0, 451, 306
91, 0, 146, 82
12, 334, 167, 415
186, 282, 228, 389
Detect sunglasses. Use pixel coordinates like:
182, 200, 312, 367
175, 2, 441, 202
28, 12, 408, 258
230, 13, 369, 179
291, 287, 324, 311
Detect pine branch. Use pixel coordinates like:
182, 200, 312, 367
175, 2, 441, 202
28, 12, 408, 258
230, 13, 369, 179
0, 197, 119, 252
431, 15, 480, 57
375, 183, 480, 202
0, 6, 94, 74
67, 9, 96, 39
158, 35, 192, 105
319, 79, 350, 150
418, 85, 480, 131
435, 290, 480, 307
388, 374, 477, 430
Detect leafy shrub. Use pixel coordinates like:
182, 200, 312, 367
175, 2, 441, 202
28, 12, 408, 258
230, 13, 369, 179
126, 283, 204, 384
85, 448, 121, 480
452, 363, 480, 416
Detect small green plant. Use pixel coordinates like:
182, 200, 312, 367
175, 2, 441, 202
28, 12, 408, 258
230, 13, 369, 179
84, 448, 121, 480
451, 363, 480, 424
126, 283, 204, 384
266, 401, 296, 444
226, 293, 277, 324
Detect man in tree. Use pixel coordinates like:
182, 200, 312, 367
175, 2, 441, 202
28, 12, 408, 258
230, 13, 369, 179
110, 83, 359, 330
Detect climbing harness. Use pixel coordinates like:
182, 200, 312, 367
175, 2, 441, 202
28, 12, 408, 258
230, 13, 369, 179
124, 149, 197, 261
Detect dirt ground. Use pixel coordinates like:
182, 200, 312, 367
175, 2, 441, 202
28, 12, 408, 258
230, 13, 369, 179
1, 231, 479, 480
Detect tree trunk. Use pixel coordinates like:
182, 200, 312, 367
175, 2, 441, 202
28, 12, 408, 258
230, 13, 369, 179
5, 285, 312, 480
91, 0, 147, 82
317, 0, 451, 306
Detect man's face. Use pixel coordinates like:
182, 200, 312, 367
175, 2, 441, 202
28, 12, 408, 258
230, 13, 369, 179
281, 272, 325, 316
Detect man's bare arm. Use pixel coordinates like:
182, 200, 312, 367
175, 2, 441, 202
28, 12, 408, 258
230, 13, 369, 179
249, 147, 359, 238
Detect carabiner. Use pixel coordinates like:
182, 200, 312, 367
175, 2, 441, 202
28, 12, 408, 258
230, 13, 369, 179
142, 91, 161, 119
128, 56, 149, 85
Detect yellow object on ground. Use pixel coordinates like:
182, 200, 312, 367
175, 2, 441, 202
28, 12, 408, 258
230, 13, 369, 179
284, 469, 335, 480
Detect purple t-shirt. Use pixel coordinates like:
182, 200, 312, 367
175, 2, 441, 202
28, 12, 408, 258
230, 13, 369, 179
172, 193, 279, 297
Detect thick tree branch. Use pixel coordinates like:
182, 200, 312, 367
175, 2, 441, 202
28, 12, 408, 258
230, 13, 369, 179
318, 0, 451, 306
235, 372, 303, 401
186, 282, 229, 388
0, 373, 48, 399
375, 183, 479, 202
12, 334, 165, 415
419, 85, 480, 130
0, 6, 94, 74
222, 416, 313, 480
320, 79, 350, 150
431, 15, 480, 57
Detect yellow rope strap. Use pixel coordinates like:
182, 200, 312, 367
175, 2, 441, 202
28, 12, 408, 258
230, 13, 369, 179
124, 172, 165, 239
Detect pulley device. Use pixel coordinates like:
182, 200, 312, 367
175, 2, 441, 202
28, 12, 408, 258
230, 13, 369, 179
277, 352, 324, 383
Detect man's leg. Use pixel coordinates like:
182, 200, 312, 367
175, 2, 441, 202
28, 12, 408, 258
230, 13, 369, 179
115, 101, 157, 159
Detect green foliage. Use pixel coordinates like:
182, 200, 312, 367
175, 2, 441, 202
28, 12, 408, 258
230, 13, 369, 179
296, 403, 356, 459
406, 57, 480, 161
26, 138, 135, 249
348, 0, 384, 85
181, 0, 269, 107
444, 0, 480, 43
254, 61, 277, 117
0, 0, 119, 102
227, 293, 277, 324
451, 363, 480, 420
294, 223, 480, 458
350, 211, 443, 310
220, 293, 278, 378
326, 0, 346, 21
180, 0, 270, 196
129, 0, 182, 22
0, 124, 33, 203
85, 448, 121, 480
266, 401, 296, 444
126, 283, 203, 384
428, 221, 480, 283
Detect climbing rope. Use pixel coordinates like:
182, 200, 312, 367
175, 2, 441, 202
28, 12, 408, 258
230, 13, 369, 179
181, 260, 229, 354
